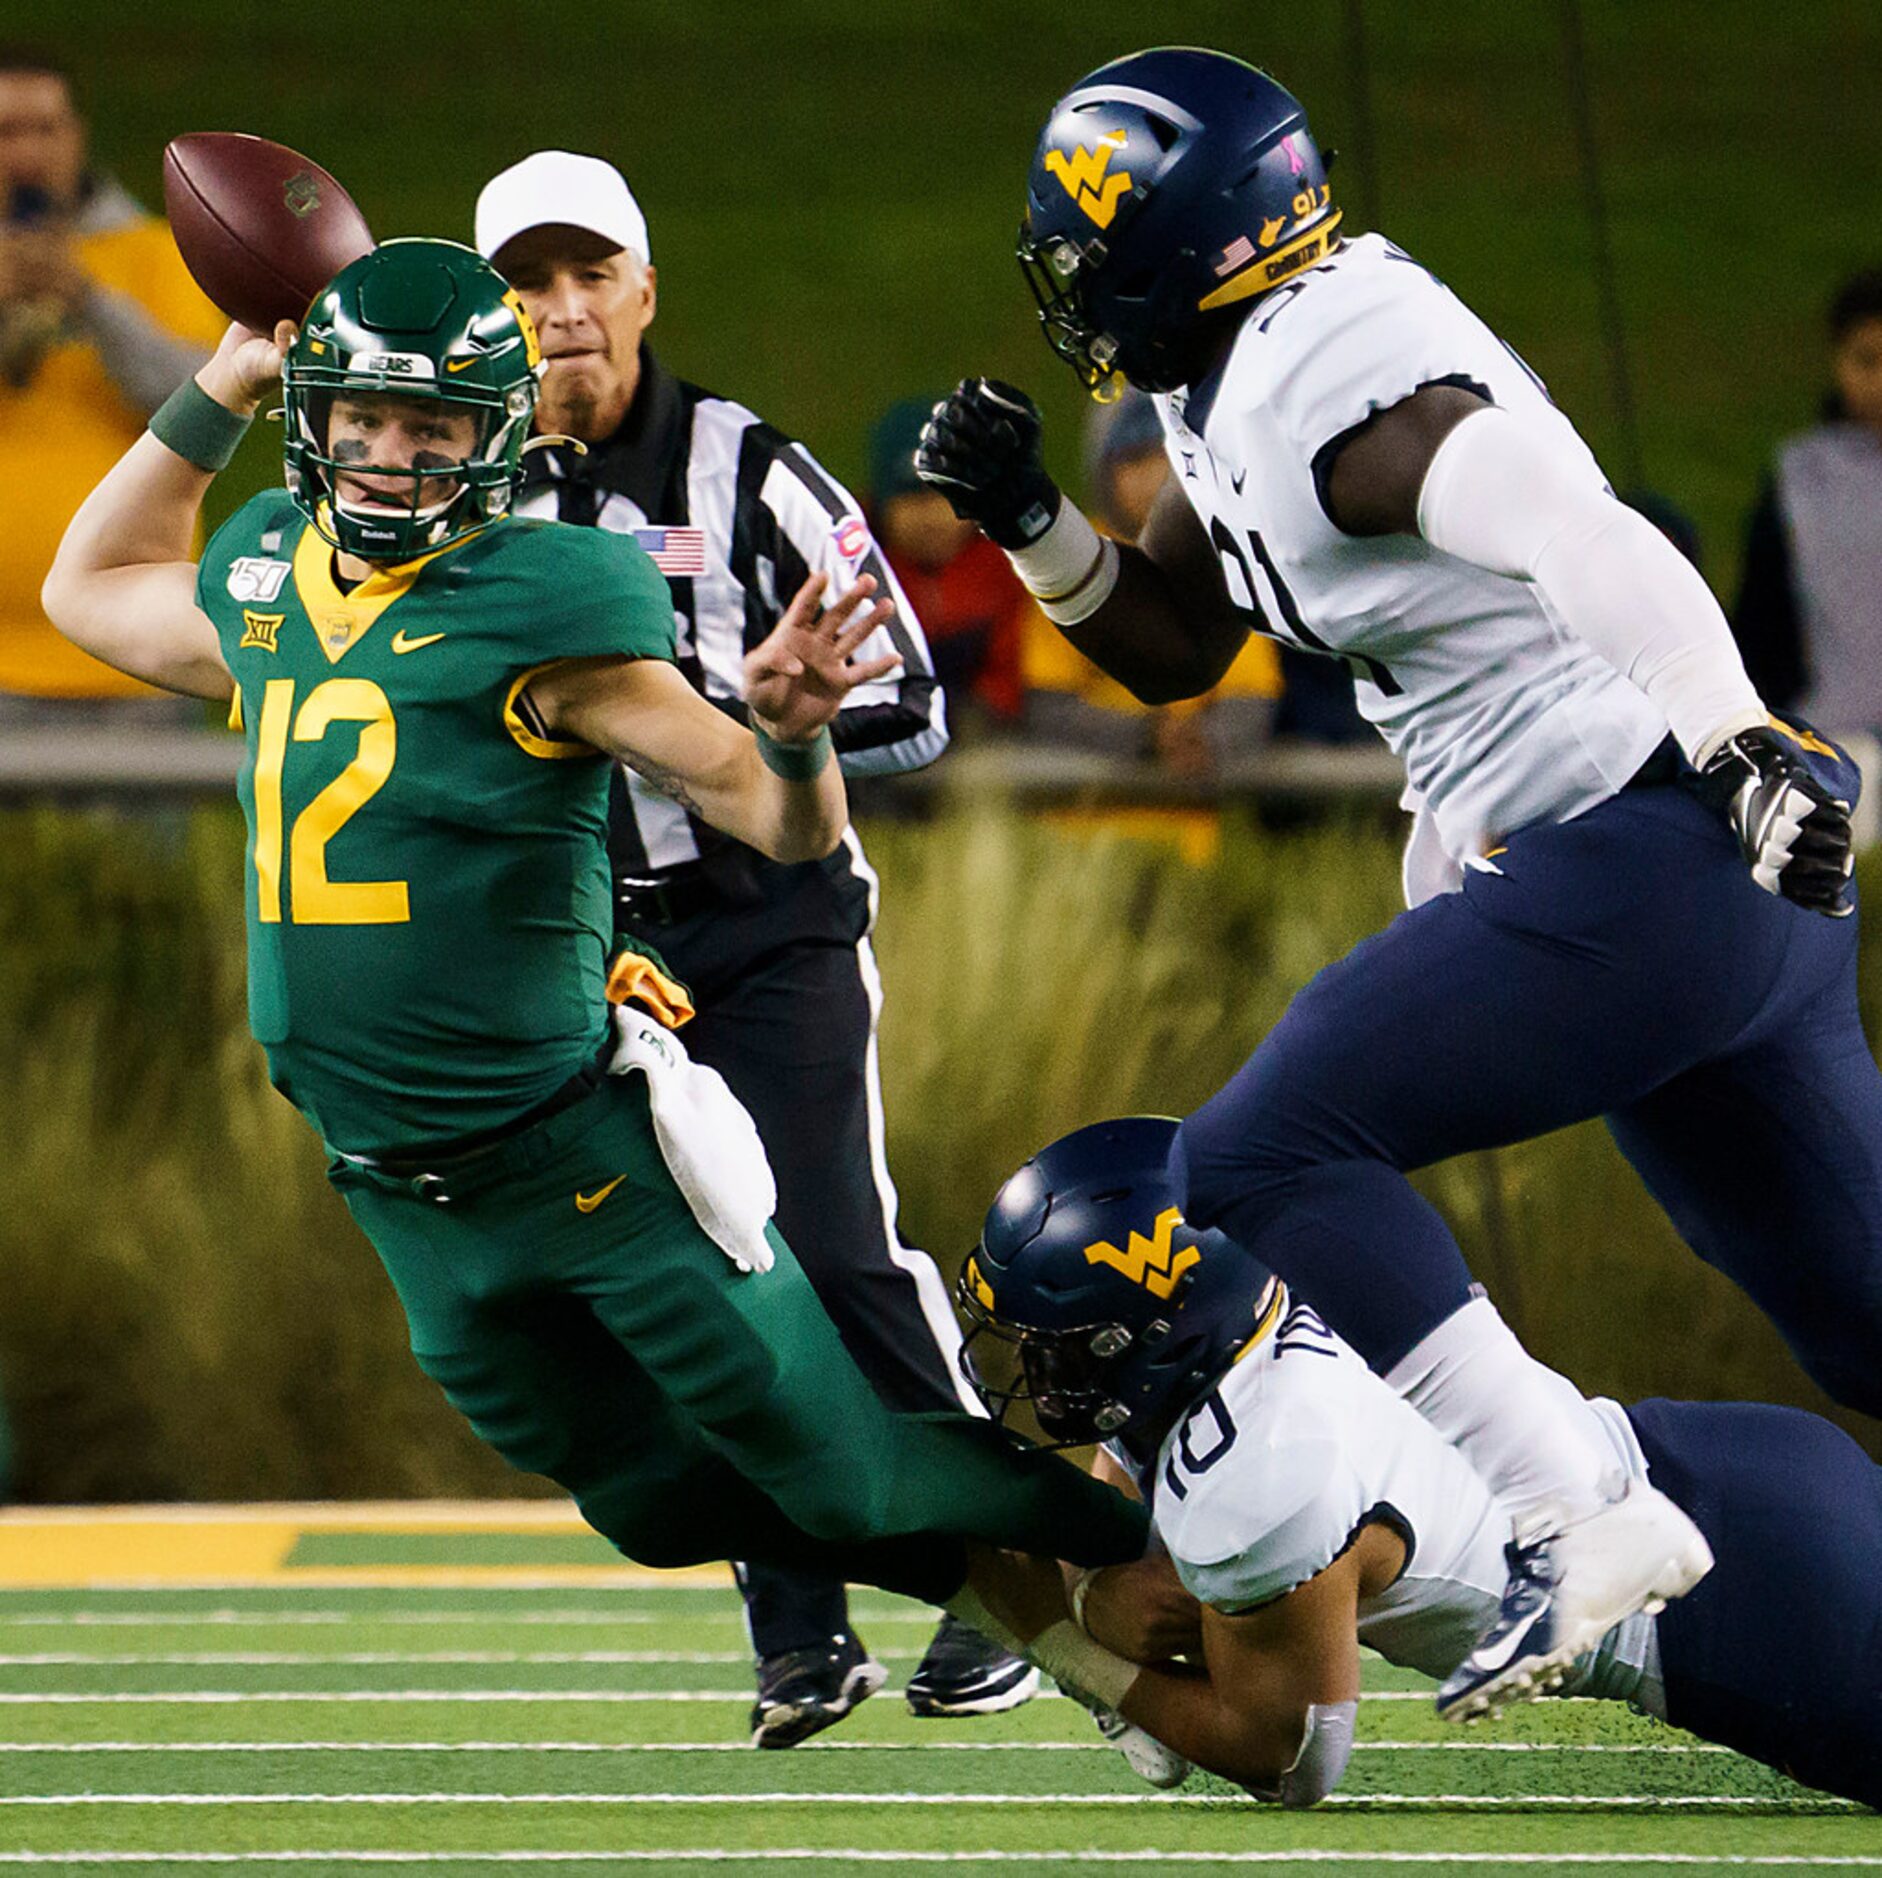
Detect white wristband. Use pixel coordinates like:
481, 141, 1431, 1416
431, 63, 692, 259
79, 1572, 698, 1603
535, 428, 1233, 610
1069, 1568, 1096, 1632
1006, 496, 1121, 625
1690, 707, 1771, 773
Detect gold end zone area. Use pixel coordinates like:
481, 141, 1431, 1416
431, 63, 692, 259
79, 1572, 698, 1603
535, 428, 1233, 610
0, 1501, 736, 1588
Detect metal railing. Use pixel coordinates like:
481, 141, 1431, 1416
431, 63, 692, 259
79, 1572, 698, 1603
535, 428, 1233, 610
0, 724, 1407, 807
0, 724, 1873, 852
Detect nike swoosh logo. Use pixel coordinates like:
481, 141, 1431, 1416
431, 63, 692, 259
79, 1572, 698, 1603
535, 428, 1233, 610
443, 357, 483, 373
1466, 1606, 1544, 1674
575, 1175, 627, 1213
390, 630, 446, 654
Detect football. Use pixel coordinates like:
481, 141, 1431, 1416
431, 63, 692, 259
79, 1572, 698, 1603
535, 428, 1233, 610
162, 132, 374, 333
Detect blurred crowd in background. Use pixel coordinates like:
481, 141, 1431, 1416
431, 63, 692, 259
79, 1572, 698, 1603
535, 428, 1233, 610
7, 44, 1880, 787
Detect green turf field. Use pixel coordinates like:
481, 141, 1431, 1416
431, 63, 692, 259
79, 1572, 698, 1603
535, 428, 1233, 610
0, 1521, 1873, 1876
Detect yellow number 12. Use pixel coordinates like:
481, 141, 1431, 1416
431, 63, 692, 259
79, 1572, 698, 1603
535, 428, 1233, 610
252, 676, 410, 925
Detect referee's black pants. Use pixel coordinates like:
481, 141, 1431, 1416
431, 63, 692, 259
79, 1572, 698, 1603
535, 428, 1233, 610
620, 838, 976, 1656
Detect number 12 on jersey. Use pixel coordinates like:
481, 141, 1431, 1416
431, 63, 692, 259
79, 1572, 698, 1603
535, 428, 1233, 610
251, 676, 410, 926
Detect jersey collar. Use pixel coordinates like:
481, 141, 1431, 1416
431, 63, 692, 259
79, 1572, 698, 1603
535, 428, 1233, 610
292, 511, 491, 664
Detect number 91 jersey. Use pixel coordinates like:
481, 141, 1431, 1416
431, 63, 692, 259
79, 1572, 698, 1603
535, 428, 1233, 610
1155, 232, 1667, 882
199, 492, 676, 1157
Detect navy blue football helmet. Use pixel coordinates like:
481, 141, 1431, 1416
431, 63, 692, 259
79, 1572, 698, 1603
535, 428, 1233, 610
1018, 48, 1340, 396
959, 1116, 1276, 1452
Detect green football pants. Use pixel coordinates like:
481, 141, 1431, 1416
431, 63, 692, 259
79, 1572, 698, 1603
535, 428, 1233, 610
329, 1075, 1146, 1600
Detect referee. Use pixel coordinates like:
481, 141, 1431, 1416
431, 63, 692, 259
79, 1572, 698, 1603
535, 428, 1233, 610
474, 153, 1036, 1747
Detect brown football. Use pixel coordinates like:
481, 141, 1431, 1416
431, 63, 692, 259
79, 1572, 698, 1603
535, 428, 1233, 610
162, 132, 374, 333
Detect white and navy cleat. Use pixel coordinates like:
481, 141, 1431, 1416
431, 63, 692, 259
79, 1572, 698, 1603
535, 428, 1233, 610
1075, 1693, 1192, 1789
1436, 1479, 1714, 1724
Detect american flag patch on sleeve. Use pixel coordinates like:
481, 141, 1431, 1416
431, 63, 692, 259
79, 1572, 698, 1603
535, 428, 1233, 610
632, 526, 709, 576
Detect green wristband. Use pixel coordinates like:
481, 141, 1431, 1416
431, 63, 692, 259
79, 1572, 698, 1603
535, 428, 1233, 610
149, 378, 252, 472
753, 723, 834, 780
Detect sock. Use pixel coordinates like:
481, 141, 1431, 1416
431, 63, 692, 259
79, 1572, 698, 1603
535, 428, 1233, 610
945, 1587, 1139, 1712
1384, 1294, 1626, 1537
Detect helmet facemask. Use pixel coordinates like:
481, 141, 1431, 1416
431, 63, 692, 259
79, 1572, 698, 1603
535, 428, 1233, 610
284, 378, 534, 562
1017, 222, 1129, 399
957, 1266, 1164, 1448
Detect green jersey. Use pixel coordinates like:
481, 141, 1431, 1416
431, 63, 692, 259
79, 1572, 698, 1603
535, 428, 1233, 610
199, 493, 676, 1154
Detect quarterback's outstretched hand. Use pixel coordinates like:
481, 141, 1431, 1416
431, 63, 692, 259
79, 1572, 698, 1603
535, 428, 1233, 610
915, 378, 1062, 549
744, 570, 898, 747
1701, 726, 1855, 918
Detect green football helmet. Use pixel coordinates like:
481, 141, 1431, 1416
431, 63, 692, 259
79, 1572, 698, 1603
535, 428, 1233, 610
283, 238, 542, 561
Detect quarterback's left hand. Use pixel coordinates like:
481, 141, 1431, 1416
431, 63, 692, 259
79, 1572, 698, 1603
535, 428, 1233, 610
743, 570, 898, 746
1703, 726, 1855, 918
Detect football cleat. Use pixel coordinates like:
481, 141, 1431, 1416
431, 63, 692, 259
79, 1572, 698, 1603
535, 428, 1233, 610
1065, 1685, 1192, 1789
904, 1612, 1041, 1717
749, 1631, 887, 1749
1436, 1479, 1714, 1723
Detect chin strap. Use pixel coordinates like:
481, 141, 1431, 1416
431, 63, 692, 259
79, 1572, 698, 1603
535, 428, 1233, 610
521, 433, 590, 458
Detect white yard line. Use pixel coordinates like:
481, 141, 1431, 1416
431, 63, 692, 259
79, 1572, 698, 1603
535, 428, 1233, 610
0, 1612, 673, 1628
0, 1738, 1730, 1755
0, 1688, 1459, 1705
0, 1652, 765, 1666
0, 1792, 1856, 1810
0, 1857, 1880, 1869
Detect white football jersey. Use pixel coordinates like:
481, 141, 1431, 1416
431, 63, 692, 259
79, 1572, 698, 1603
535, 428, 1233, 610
1154, 233, 1668, 892
1137, 1291, 1659, 1707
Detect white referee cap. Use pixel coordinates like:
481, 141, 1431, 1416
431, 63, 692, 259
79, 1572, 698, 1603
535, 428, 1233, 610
475, 151, 652, 267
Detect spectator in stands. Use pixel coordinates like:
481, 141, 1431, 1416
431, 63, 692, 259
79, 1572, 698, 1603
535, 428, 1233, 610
1731, 267, 1882, 733
1022, 389, 1279, 774
867, 397, 1024, 737
0, 47, 220, 719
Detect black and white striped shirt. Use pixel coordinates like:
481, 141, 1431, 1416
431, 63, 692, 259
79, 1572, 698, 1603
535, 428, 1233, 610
515, 349, 945, 879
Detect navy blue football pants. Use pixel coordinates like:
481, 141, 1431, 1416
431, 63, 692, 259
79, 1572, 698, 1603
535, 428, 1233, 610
1627, 1397, 1882, 1806
1174, 778, 1882, 1408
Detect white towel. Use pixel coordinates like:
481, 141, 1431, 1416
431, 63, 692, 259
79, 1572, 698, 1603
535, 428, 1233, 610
606, 1006, 777, 1274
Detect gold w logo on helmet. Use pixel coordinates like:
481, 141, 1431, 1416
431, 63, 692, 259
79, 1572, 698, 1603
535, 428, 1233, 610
1083, 1206, 1199, 1299
1045, 129, 1133, 229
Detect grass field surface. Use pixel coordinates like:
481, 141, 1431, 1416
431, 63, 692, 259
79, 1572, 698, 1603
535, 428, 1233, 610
0, 1506, 1870, 1874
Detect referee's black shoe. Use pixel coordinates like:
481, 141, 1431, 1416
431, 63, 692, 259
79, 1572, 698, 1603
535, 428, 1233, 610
905, 1613, 1041, 1717
749, 1631, 886, 1749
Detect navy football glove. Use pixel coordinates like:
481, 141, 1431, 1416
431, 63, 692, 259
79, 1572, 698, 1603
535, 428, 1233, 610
1701, 726, 1855, 918
914, 378, 1061, 550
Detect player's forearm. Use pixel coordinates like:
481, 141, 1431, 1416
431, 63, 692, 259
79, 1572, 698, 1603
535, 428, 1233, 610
1118, 1661, 1310, 1791
1051, 540, 1245, 705
687, 732, 848, 864
915, 381, 1246, 704
738, 746, 849, 863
